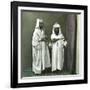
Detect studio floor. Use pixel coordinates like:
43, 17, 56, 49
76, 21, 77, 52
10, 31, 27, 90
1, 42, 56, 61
22, 67, 75, 77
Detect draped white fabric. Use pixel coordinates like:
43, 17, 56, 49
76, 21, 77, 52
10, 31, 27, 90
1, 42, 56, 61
32, 19, 51, 74
51, 23, 67, 71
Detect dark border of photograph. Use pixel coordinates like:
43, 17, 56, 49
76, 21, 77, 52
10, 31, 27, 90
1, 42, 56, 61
11, 1, 88, 88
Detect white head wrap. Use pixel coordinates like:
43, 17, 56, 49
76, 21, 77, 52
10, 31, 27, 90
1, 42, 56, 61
35, 18, 43, 29
52, 22, 61, 35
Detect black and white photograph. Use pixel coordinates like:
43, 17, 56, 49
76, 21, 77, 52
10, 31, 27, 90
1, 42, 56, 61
11, 1, 87, 88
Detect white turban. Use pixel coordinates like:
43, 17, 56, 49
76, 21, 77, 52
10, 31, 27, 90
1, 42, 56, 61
52, 22, 61, 35
35, 18, 43, 28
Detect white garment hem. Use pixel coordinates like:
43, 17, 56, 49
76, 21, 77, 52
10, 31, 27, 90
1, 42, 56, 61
32, 69, 41, 74
52, 68, 62, 72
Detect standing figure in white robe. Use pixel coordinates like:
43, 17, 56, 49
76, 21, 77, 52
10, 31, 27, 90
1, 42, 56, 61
51, 23, 67, 72
32, 19, 51, 74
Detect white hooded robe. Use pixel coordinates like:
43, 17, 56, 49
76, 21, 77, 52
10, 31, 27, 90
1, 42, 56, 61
32, 19, 51, 74
51, 23, 67, 71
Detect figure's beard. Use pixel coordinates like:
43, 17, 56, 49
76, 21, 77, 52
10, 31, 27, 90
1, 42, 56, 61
40, 26, 43, 29
54, 29, 59, 35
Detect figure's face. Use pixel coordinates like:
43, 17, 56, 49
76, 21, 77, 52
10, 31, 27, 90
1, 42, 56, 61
39, 22, 44, 29
54, 27, 59, 35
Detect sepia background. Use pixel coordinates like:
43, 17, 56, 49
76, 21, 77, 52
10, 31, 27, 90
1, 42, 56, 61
21, 10, 78, 77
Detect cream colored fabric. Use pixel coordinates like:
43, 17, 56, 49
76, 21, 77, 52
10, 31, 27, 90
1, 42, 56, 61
51, 23, 67, 71
32, 19, 51, 74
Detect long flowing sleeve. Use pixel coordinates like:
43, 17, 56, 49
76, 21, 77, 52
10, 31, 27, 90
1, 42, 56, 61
59, 34, 67, 46
51, 34, 56, 40
32, 29, 41, 49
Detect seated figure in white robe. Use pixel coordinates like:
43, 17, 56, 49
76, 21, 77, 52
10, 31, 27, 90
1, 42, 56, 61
32, 18, 51, 74
51, 23, 67, 72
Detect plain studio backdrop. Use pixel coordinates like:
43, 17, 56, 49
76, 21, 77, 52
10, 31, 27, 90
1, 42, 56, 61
0, 0, 89, 90
21, 11, 77, 77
